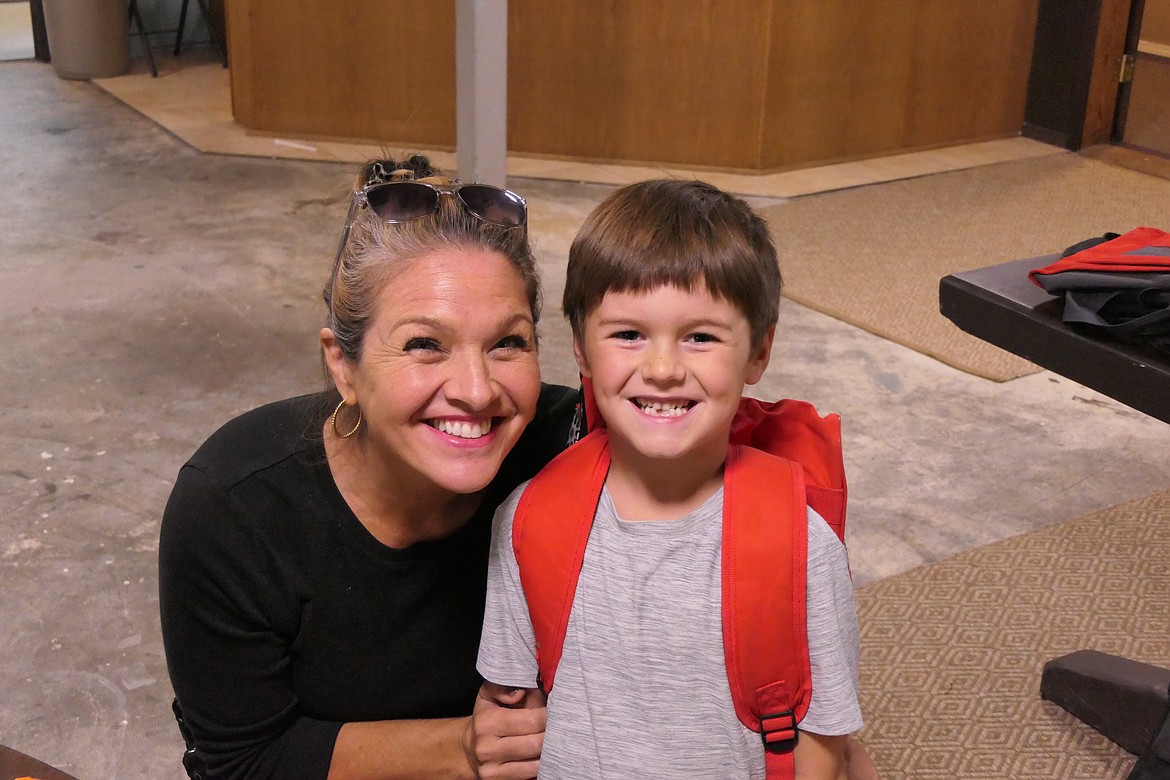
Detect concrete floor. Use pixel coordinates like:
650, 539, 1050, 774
2, 60, 1169, 778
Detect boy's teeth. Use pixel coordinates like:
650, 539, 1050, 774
637, 399, 690, 417
433, 419, 491, 439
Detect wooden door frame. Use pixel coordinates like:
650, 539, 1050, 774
1023, 0, 1136, 149
1112, 0, 1147, 140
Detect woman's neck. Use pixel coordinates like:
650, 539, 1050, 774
323, 422, 484, 548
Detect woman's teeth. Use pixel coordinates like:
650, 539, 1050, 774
636, 399, 692, 417
432, 419, 491, 439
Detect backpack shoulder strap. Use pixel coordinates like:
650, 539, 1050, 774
512, 428, 610, 692
723, 444, 811, 778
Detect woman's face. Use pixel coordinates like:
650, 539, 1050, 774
327, 247, 541, 498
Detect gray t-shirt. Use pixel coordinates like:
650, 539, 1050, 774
478, 482, 863, 780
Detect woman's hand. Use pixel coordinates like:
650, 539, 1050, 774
462, 682, 546, 779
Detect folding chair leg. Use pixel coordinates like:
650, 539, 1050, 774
174, 0, 228, 68
198, 0, 229, 68
128, 0, 157, 78
173, 0, 189, 57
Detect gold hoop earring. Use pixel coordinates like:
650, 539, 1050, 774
332, 399, 363, 439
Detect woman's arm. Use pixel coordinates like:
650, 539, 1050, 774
327, 718, 471, 780
326, 685, 545, 780
466, 684, 546, 780
326, 685, 546, 780
161, 464, 341, 778
163, 459, 548, 780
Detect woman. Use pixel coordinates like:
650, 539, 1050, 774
159, 156, 579, 779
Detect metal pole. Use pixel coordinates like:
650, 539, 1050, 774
455, 0, 508, 186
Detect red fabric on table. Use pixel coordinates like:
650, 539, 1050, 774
1029, 227, 1170, 285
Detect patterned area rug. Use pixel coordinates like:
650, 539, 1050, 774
853, 489, 1170, 778
759, 153, 1170, 381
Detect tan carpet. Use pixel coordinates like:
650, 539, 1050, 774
853, 489, 1170, 778
760, 153, 1170, 381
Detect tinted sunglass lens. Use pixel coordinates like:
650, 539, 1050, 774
366, 182, 439, 222
458, 185, 526, 228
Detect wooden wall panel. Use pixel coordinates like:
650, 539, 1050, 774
761, 1, 917, 168
908, 1, 1038, 144
1143, 0, 1170, 45
506, 0, 773, 170
762, 0, 1039, 169
226, 0, 1044, 171
227, 1, 456, 146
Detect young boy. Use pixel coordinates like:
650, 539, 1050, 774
477, 179, 863, 779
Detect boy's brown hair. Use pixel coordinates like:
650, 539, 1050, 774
562, 179, 782, 348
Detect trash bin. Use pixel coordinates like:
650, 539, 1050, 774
42, 0, 130, 80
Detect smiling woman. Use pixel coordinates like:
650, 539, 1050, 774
158, 156, 580, 780
322, 247, 543, 544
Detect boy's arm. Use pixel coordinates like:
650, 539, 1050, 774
477, 485, 542, 687
474, 486, 546, 778
793, 732, 848, 780
796, 510, 868, 779
800, 509, 864, 731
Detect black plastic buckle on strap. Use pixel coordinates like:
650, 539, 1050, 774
759, 709, 799, 751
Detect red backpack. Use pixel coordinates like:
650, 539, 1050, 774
511, 389, 847, 779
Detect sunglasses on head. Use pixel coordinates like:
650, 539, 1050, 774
326, 179, 527, 303
360, 180, 527, 228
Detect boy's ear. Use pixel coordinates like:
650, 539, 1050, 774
744, 326, 776, 385
572, 336, 592, 379
320, 327, 357, 401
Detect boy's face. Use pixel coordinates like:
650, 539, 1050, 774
573, 283, 773, 476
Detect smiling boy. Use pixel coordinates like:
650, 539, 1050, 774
478, 179, 863, 779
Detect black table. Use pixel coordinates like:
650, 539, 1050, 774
939, 254, 1170, 423
0, 744, 79, 780
939, 255, 1170, 777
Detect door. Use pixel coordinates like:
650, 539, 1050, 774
1116, 0, 1170, 156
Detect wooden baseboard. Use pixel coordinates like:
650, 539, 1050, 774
1081, 143, 1170, 180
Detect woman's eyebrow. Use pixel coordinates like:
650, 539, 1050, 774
390, 313, 534, 333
